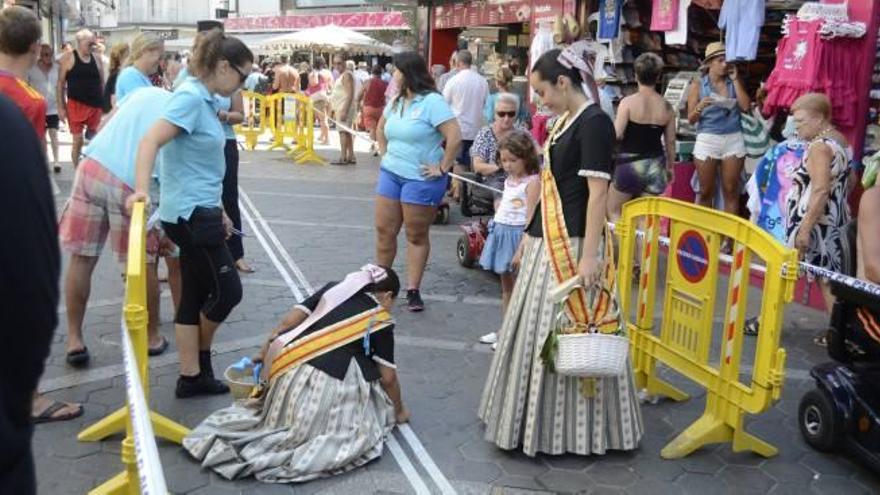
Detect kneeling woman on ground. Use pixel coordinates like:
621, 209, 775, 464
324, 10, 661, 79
183, 265, 409, 483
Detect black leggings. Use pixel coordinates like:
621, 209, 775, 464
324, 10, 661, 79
221, 139, 244, 261
162, 218, 243, 325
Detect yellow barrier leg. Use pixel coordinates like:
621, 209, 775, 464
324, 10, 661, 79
645, 373, 689, 402
150, 410, 189, 444
661, 406, 777, 459
77, 407, 126, 442
88, 471, 130, 495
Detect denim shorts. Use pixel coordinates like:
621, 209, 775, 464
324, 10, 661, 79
376, 168, 448, 207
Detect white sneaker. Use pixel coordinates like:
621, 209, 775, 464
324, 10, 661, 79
479, 332, 498, 344
491, 343, 497, 351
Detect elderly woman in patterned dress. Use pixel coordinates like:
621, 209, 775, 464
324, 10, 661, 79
183, 265, 409, 482
478, 44, 643, 457
786, 93, 852, 345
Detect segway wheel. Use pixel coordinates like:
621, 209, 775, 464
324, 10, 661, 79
457, 235, 475, 268
435, 205, 450, 225
799, 389, 840, 452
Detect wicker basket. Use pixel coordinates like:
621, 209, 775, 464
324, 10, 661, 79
224, 364, 257, 399
554, 332, 630, 377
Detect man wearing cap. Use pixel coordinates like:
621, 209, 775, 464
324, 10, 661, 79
686, 41, 751, 218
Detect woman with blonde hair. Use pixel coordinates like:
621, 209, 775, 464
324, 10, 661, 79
114, 32, 164, 105
786, 92, 852, 345
103, 42, 129, 113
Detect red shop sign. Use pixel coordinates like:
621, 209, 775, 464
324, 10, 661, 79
224, 11, 407, 32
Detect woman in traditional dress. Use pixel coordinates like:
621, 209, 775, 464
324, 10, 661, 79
183, 265, 409, 482
478, 43, 643, 457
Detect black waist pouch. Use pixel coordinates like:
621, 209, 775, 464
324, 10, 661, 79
188, 206, 225, 247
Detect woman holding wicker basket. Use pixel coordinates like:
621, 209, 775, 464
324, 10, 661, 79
478, 42, 643, 457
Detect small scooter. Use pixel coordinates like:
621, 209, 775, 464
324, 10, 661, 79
453, 172, 497, 268
798, 225, 880, 472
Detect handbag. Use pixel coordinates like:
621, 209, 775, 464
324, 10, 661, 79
536, 111, 628, 378
188, 206, 225, 247
541, 232, 629, 377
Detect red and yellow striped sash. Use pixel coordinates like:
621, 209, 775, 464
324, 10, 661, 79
540, 112, 618, 331
541, 112, 590, 325
268, 307, 393, 381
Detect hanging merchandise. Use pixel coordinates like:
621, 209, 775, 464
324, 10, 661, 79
651, 0, 680, 32
763, 19, 825, 117
530, 23, 556, 70
598, 0, 623, 41
665, 0, 691, 45
764, 14, 865, 129
718, 0, 766, 61
745, 140, 807, 243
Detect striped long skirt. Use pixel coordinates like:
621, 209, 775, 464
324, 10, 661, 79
183, 361, 395, 483
478, 235, 644, 456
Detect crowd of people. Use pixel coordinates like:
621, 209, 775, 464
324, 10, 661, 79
4, 2, 880, 491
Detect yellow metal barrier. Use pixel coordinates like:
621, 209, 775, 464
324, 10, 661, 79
617, 197, 798, 459
78, 202, 189, 495
235, 91, 326, 165
265, 93, 295, 152
236, 90, 267, 150
285, 93, 326, 165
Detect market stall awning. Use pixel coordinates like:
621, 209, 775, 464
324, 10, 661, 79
163, 32, 281, 55
260, 24, 393, 55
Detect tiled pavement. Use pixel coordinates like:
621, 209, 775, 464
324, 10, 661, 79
34, 134, 880, 494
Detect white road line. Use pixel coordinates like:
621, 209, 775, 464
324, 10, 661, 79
399, 424, 457, 495
239, 198, 304, 300
385, 436, 432, 495
239, 188, 314, 295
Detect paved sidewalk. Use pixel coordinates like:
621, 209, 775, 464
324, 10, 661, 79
34, 134, 880, 494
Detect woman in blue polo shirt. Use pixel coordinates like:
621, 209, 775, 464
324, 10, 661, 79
113, 32, 164, 106
130, 29, 253, 399
375, 51, 461, 312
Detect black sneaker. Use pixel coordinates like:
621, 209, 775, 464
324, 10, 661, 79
406, 289, 424, 312
175, 372, 230, 398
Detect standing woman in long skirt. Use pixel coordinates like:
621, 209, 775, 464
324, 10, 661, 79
478, 44, 643, 456
130, 29, 252, 398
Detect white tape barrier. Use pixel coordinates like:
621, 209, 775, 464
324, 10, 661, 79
119, 318, 167, 494
616, 223, 880, 298
319, 103, 880, 298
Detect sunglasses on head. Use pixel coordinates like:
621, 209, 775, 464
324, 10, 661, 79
496, 111, 516, 118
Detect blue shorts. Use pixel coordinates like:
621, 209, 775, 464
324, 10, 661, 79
377, 168, 448, 207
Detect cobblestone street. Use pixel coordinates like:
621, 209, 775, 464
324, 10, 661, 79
35, 135, 880, 494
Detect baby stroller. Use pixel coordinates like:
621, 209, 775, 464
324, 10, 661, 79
798, 223, 880, 472
455, 172, 497, 268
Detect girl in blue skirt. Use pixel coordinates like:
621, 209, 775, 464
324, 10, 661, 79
478, 130, 540, 347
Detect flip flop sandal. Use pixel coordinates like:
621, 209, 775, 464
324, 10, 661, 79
33, 400, 84, 424
66, 347, 90, 368
148, 336, 169, 356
